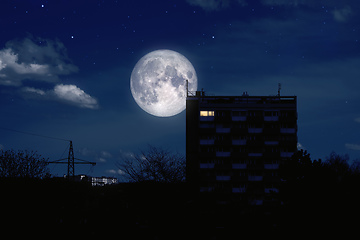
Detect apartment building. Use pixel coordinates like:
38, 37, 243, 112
186, 91, 297, 205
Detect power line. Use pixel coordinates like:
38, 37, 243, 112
0, 127, 70, 142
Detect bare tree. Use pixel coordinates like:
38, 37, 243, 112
117, 145, 185, 183
0, 149, 49, 178
325, 151, 350, 176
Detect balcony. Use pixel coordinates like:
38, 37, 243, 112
200, 163, 215, 169
264, 141, 279, 146
265, 188, 279, 193
264, 164, 279, 170
248, 153, 263, 157
232, 163, 247, 169
280, 128, 296, 134
248, 176, 263, 181
200, 116, 215, 122
199, 123, 215, 128
232, 188, 246, 193
232, 116, 247, 121
280, 152, 294, 158
216, 151, 231, 157
248, 128, 263, 133
200, 139, 215, 145
216, 175, 231, 181
216, 127, 231, 133
249, 199, 263, 206
200, 187, 214, 192
264, 116, 279, 121
232, 139, 247, 145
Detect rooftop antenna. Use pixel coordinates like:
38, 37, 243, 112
186, 80, 189, 97
277, 83, 281, 96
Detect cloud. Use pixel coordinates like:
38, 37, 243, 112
119, 149, 135, 159
186, 0, 247, 11
332, 5, 353, 22
0, 37, 78, 86
22, 87, 46, 96
297, 142, 305, 150
96, 151, 113, 163
345, 143, 360, 151
106, 169, 125, 175
21, 84, 99, 109
0, 37, 98, 109
53, 84, 99, 109
101, 151, 112, 158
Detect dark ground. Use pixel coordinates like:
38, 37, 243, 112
1, 177, 359, 239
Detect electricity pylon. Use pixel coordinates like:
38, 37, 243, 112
48, 141, 96, 180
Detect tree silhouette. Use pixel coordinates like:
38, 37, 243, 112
0, 149, 49, 178
350, 159, 360, 174
279, 150, 360, 233
324, 151, 351, 178
117, 145, 185, 183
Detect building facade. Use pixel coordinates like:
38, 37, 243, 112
186, 91, 297, 206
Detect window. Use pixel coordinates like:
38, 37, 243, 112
200, 110, 214, 117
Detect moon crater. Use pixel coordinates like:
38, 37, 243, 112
130, 50, 197, 117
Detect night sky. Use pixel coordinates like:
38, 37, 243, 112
1, 0, 360, 177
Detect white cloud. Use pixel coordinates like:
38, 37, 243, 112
22, 87, 46, 96
96, 151, 113, 163
0, 37, 98, 109
119, 149, 135, 159
21, 84, 99, 109
53, 84, 99, 109
0, 37, 78, 86
106, 169, 125, 175
345, 143, 360, 151
101, 151, 112, 158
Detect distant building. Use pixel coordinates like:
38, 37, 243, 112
91, 176, 118, 187
186, 90, 297, 206
71, 175, 118, 186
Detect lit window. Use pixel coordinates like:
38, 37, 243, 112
200, 111, 208, 116
200, 111, 214, 116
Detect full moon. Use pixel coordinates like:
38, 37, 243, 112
130, 49, 197, 117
